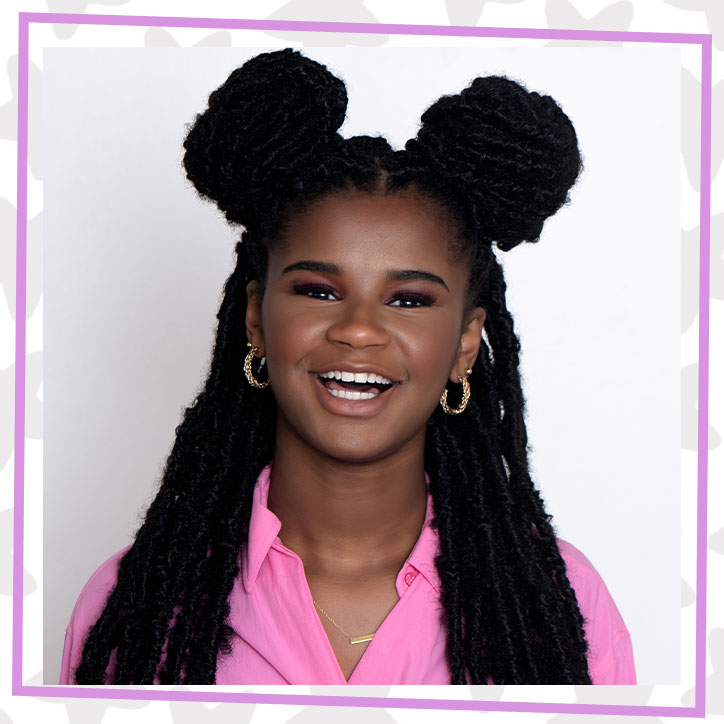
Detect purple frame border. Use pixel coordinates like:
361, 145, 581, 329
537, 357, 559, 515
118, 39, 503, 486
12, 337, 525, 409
12, 12, 712, 717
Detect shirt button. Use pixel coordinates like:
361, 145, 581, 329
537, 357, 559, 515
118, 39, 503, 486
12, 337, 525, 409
404, 570, 417, 586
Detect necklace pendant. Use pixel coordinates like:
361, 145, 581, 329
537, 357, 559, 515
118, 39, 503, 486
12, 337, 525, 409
349, 633, 374, 645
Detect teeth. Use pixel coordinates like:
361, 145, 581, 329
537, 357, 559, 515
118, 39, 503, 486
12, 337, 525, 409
319, 370, 393, 385
328, 388, 378, 400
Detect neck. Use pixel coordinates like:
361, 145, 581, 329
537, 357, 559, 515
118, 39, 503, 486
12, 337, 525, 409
267, 425, 428, 579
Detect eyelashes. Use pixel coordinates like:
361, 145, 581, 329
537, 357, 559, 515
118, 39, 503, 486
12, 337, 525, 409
292, 283, 436, 308
388, 292, 436, 308
293, 282, 338, 301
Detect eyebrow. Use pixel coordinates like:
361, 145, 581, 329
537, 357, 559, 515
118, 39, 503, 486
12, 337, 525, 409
282, 260, 341, 276
281, 261, 449, 292
388, 269, 449, 292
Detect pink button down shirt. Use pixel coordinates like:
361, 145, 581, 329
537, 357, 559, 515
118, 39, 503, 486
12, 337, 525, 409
60, 465, 636, 684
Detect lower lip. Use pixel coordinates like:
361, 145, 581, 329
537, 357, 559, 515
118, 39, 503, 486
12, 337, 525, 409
311, 375, 397, 417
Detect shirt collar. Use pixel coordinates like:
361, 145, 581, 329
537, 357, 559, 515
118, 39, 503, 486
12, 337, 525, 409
402, 475, 441, 593
242, 464, 440, 594
242, 464, 282, 592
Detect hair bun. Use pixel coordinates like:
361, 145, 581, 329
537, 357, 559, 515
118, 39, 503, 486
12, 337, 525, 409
405, 75, 582, 251
183, 48, 348, 227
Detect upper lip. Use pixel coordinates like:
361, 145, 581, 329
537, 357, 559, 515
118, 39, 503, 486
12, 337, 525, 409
312, 363, 401, 384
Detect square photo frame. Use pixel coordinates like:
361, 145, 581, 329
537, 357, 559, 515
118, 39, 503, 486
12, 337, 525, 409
12, 12, 711, 717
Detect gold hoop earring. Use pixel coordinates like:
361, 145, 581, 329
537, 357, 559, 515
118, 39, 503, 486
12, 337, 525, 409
439, 369, 472, 415
244, 343, 269, 389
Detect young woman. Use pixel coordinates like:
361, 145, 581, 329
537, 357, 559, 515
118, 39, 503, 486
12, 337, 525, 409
60, 48, 635, 685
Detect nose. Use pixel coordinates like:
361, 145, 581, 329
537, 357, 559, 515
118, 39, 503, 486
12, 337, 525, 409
326, 300, 391, 349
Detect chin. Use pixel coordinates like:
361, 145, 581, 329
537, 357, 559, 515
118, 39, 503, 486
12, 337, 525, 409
316, 430, 428, 466
316, 442, 394, 466
276, 408, 428, 466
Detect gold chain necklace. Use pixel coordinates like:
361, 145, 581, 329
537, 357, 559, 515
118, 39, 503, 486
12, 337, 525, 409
312, 600, 376, 645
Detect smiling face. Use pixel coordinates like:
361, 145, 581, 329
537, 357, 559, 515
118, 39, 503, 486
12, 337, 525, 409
245, 189, 486, 465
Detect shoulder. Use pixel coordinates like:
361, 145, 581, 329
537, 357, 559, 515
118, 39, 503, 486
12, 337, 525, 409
60, 547, 129, 684
557, 539, 604, 589
556, 539, 625, 622
556, 538, 624, 626
69, 547, 127, 629
556, 539, 637, 684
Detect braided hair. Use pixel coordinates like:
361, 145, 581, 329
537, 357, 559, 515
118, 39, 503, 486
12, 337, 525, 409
75, 48, 590, 685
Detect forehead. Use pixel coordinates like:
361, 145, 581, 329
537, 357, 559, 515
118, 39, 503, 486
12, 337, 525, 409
269, 190, 463, 272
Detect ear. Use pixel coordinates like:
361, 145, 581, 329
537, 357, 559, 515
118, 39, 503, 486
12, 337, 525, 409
245, 280, 265, 354
450, 307, 486, 383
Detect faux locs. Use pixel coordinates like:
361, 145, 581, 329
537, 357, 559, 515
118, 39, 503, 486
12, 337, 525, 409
75, 49, 590, 684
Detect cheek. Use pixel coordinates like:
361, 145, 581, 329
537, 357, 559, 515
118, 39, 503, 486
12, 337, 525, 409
260, 299, 325, 369
396, 317, 463, 379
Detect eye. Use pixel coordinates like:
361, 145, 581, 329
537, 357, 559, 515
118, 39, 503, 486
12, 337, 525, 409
293, 282, 339, 301
388, 292, 436, 308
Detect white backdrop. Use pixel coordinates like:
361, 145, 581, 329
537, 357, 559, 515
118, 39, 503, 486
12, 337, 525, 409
43, 47, 681, 685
